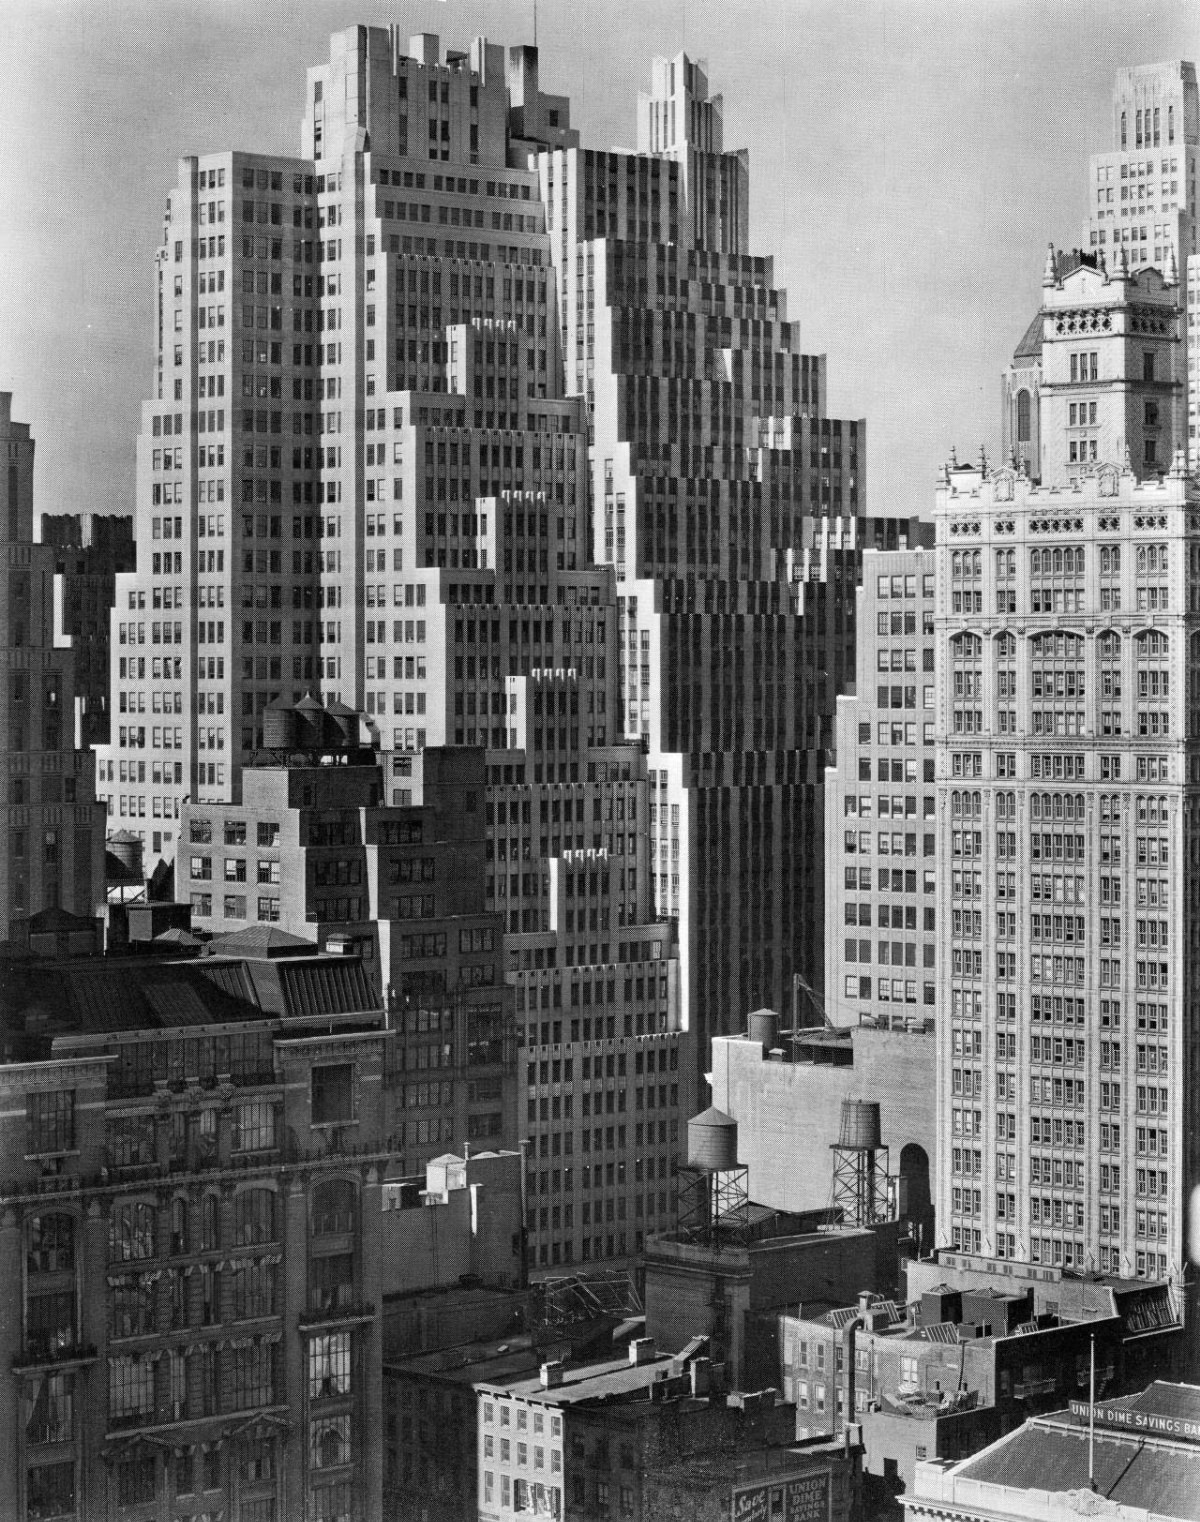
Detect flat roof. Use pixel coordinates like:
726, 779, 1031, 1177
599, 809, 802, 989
477, 1352, 680, 1407
387, 1336, 560, 1386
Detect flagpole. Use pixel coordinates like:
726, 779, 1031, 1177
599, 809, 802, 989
1089, 1334, 1096, 1492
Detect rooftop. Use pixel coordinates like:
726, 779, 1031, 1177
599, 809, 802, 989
944, 1396, 1200, 1520
0, 949, 382, 1055
387, 1334, 568, 1387
478, 1350, 680, 1406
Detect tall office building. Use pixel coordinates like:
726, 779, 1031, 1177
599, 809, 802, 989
94, 150, 322, 861
935, 247, 1198, 1354
99, 23, 869, 1257
0, 394, 106, 940
823, 529, 938, 1030
1025, 62, 1200, 470
99, 26, 691, 1271
543, 54, 865, 1075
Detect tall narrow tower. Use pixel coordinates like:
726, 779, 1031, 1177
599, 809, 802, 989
1081, 62, 1199, 464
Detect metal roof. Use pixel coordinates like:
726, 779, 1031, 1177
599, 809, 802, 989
957, 1415, 1200, 1519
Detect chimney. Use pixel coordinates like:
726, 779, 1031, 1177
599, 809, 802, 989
540, 1361, 564, 1388
628, 1337, 657, 1367
690, 1357, 711, 1397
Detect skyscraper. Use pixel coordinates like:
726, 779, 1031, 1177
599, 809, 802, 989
98, 22, 867, 1258
0, 393, 106, 940
1079, 63, 1198, 466
936, 246, 1197, 1355
541, 52, 865, 1074
823, 529, 938, 1032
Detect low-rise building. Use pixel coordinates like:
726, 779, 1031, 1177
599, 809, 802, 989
0, 931, 393, 1522
180, 742, 519, 1177
645, 1216, 908, 1390
475, 1337, 862, 1522
777, 1276, 1182, 1502
907, 1380, 1200, 1522
710, 1015, 936, 1251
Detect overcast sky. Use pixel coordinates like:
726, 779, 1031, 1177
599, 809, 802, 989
0, 0, 1195, 522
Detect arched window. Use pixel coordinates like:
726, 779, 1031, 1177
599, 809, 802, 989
1169, 105, 1174, 143
311, 1415, 351, 1469
1121, 111, 1127, 147
1016, 388, 1031, 443
1153, 106, 1160, 145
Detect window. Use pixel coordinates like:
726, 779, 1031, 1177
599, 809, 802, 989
109, 1202, 156, 1261
115, 1456, 155, 1506
28, 1215, 74, 1275
27, 1462, 75, 1518
232, 1260, 277, 1321
233, 1188, 276, 1245
311, 1413, 351, 1469
27, 1091, 75, 1155
233, 1099, 276, 1152
229, 1342, 276, 1410
308, 1332, 351, 1399
313, 1480, 352, 1522
311, 1064, 354, 1124
312, 1178, 356, 1236
108, 1353, 155, 1426
24, 1371, 74, 1446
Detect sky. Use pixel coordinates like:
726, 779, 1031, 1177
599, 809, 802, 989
0, 0, 1195, 522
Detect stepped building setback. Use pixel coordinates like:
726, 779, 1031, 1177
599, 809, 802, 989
92, 19, 872, 1267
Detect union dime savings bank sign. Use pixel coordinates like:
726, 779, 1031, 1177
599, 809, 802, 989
731, 1469, 831, 1522
1069, 1401, 1200, 1443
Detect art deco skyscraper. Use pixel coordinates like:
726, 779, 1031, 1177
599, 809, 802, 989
539, 53, 865, 1075
936, 246, 1199, 1358
103, 24, 867, 1133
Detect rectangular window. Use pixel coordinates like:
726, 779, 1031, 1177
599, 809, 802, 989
27, 1462, 76, 1518
27, 1091, 75, 1155
311, 1064, 354, 1124
308, 1331, 352, 1399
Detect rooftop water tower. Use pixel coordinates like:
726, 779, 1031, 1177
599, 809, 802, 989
674, 1106, 752, 1245
829, 1099, 892, 1227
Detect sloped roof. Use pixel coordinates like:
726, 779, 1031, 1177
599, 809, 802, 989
1, 947, 382, 1050
957, 1414, 1200, 1519
207, 925, 317, 959
1012, 311, 1043, 363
